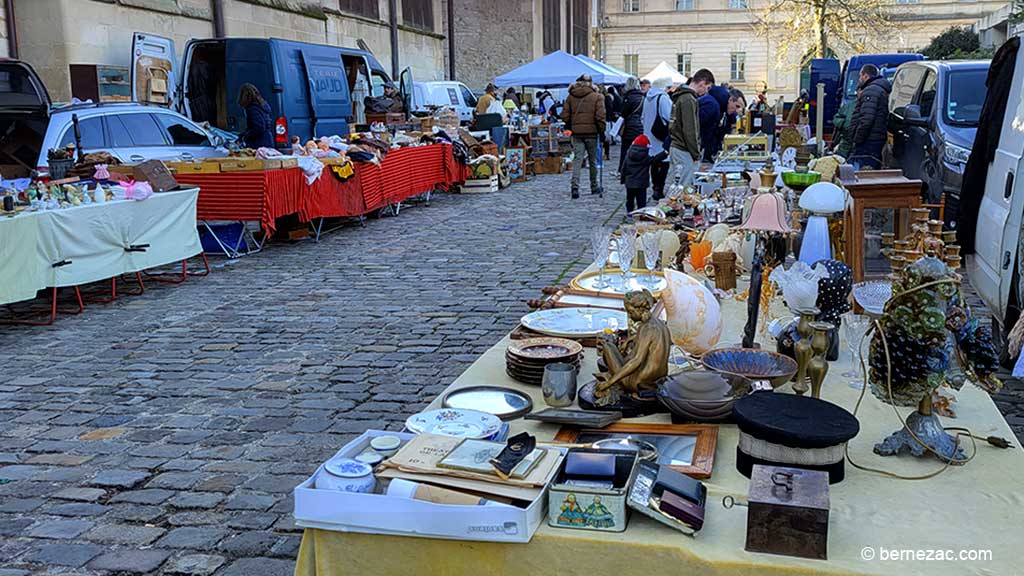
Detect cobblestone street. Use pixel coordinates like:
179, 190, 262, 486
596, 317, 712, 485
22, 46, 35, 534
3, 166, 1023, 575
0, 169, 624, 575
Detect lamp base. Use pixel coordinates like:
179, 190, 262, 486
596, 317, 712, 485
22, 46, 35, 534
873, 409, 966, 462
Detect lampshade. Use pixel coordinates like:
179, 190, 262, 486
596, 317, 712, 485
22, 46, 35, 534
799, 182, 846, 214
738, 189, 791, 233
769, 261, 830, 313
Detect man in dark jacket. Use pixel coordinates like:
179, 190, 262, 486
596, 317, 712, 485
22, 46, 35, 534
669, 68, 713, 188
562, 74, 607, 198
849, 64, 891, 170
698, 85, 744, 162
618, 77, 646, 178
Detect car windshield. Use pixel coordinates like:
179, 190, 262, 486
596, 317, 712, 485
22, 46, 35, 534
945, 69, 987, 126
0, 66, 45, 108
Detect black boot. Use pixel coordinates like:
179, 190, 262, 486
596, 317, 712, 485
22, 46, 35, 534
571, 188, 580, 199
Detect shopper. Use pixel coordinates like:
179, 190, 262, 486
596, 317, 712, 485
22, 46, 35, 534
621, 134, 667, 213
601, 86, 616, 161
503, 87, 521, 108
640, 79, 651, 94
562, 74, 607, 199
831, 97, 856, 160
849, 64, 891, 170
668, 68, 714, 187
618, 76, 646, 177
476, 83, 498, 115
700, 86, 745, 162
237, 83, 274, 149
382, 82, 405, 113
641, 81, 673, 200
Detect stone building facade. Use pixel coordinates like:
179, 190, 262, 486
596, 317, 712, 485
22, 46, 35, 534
597, 0, 1007, 98
9, 0, 446, 102
0, 1, 8, 58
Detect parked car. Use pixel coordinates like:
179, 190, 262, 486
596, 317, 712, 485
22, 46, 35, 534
130, 33, 398, 148
887, 60, 990, 230
411, 81, 477, 123
964, 39, 1023, 363
0, 59, 224, 178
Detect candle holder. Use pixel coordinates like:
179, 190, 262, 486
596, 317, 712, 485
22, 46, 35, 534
808, 321, 834, 399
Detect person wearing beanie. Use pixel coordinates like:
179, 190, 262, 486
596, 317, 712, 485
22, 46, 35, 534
620, 133, 666, 212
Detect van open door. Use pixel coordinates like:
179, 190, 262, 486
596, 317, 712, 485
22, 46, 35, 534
131, 32, 177, 107
299, 47, 351, 137
399, 67, 413, 120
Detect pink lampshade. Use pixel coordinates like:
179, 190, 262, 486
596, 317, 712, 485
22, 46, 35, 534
738, 189, 792, 233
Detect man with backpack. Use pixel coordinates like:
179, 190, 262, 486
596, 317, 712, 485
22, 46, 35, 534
668, 68, 715, 188
641, 82, 673, 200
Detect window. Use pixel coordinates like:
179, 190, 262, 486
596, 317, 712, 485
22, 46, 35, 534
623, 0, 640, 12
402, 0, 433, 31
676, 0, 694, 9
730, 52, 746, 81
58, 117, 104, 149
624, 54, 639, 75
728, 0, 747, 8
113, 113, 168, 146
572, 0, 589, 55
543, 0, 561, 54
677, 53, 692, 77
339, 0, 379, 19
917, 70, 938, 118
460, 85, 477, 108
156, 114, 212, 147
895, 0, 919, 4
945, 69, 987, 126
889, 66, 926, 110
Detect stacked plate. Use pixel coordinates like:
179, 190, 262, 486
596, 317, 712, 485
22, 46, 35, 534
506, 337, 583, 386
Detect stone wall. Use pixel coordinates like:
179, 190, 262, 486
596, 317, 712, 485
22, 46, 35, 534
451, 0, 535, 91
0, 0, 8, 58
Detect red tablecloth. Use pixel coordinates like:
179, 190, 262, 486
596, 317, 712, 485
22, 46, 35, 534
299, 170, 365, 222
355, 143, 465, 212
177, 168, 304, 235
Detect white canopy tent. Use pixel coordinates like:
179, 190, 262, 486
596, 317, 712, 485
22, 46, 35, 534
642, 62, 687, 88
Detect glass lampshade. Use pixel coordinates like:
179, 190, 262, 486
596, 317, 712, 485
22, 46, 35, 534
799, 182, 846, 214
737, 189, 791, 233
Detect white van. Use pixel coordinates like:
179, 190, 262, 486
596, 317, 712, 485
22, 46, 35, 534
411, 81, 477, 124
965, 37, 1023, 359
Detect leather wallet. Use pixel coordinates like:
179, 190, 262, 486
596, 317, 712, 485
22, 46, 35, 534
654, 465, 705, 505
564, 451, 616, 478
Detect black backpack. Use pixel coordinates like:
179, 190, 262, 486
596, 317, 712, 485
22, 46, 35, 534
650, 94, 669, 142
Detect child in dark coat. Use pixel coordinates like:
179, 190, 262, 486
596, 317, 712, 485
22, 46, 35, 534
620, 135, 667, 212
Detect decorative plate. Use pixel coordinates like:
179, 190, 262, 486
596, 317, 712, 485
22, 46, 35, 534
520, 308, 628, 338
404, 408, 502, 439
571, 269, 667, 296
507, 337, 583, 361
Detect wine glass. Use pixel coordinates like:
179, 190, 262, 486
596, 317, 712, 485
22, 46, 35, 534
617, 225, 636, 290
591, 227, 612, 289
842, 312, 871, 389
641, 231, 661, 288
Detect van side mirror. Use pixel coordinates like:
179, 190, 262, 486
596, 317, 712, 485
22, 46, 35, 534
903, 104, 928, 128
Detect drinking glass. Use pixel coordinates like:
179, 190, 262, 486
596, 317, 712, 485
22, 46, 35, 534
641, 231, 661, 288
842, 312, 871, 389
617, 225, 636, 289
591, 227, 612, 289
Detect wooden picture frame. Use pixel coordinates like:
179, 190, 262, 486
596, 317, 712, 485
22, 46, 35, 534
554, 423, 718, 479
505, 147, 527, 182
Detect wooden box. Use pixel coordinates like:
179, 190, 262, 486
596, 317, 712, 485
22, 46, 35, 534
166, 161, 221, 174
533, 155, 564, 174
745, 465, 830, 560
279, 158, 299, 169
132, 160, 178, 192
214, 158, 268, 172
367, 113, 406, 126
462, 175, 498, 193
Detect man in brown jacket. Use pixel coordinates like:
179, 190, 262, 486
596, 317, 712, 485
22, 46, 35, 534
562, 75, 607, 198
668, 68, 714, 188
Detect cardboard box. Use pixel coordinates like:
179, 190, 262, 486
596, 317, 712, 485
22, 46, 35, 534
533, 155, 564, 175
367, 113, 406, 126
293, 430, 559, 543
132, 160, 178, 192
166, 161, 221, 174
279, 157, 299, 169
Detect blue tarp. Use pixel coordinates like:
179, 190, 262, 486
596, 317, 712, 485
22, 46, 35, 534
494, 51, 627, 88
575, 54, 631, 85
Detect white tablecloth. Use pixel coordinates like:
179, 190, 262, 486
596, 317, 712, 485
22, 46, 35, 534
0, 188, 202, 306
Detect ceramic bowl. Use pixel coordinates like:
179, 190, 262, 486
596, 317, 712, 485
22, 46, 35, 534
370, 435, 402, 457
781, 170, 821, 191
701, 348, 798, 389
316, 458, 376, 493
656, 371, 755, 422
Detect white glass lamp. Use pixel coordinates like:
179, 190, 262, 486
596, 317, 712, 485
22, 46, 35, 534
798, 182, 846, 265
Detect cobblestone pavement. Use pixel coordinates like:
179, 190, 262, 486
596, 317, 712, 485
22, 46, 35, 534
3, 163, 1023, 575
0, 167, 625, 575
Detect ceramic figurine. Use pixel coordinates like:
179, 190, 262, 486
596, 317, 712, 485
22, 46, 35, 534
593, 290, 672, 406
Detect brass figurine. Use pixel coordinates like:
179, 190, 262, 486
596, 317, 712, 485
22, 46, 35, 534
807, 321, 834, 399
791, 308, 818, 395
594, 290, 672, 406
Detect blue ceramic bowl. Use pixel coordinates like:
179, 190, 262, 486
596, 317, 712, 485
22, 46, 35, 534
701, 348, 798, 389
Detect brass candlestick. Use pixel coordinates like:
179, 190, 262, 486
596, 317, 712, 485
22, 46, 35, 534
807, 321, 834, 399
792, 308, 818, 395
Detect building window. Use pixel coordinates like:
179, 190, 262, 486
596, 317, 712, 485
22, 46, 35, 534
677, 53, 692, 77
624, 54, 639, 75
728, 0, 747, 8
572, 0, 590, 55
543, 0, 561, 54
895, 0, 920, 3
339, 0, 379, 19
623, 0, 641, 12
676, 0, 694, 9
402, 0, 433, 31
730, 52, 746, 81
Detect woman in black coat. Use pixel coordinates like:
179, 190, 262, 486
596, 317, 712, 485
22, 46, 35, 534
618, 76, 645, 179
238, 83, 274, 149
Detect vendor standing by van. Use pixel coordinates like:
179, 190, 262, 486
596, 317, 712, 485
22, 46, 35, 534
238, 83, 274, 149
476, 83, 499, 115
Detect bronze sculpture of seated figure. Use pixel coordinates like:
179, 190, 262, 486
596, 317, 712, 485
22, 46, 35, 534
593, 290, 672, 406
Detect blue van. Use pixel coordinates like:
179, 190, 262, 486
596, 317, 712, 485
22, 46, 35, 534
836, 53, 925, 109
130, 33, 394, 148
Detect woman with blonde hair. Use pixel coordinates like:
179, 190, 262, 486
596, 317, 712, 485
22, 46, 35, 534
237, 83, 274, 149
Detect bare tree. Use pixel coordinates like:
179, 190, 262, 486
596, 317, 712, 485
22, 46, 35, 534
755, 0, 902, 69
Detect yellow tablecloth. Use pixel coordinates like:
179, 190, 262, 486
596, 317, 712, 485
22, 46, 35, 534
295, 294, 1024, 576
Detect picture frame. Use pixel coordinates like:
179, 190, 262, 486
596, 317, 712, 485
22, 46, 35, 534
553, 423, 718, 479
505, 146, 526, 182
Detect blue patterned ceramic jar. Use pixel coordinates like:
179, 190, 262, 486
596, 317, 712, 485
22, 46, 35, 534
316, 458, 376, 493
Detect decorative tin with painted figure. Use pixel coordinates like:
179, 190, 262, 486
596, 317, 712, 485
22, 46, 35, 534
547, 448, 638, 533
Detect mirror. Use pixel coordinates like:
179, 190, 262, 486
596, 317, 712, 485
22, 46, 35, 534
441, 386, 533, 421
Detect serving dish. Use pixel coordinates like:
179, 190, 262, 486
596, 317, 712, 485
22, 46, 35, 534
404, 409, 502, 439
520, 308, 627, 338
701, 348, 798, 389
570, 269, 667, 296
441, 386, 534, 421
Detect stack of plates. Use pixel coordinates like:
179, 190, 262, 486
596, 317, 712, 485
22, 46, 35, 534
506, 337, 583, 385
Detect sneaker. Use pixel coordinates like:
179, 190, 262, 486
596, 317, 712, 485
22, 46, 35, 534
571, 190, 580, 199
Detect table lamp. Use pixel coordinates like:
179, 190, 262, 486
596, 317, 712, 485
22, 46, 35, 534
737, 189, 792, 348
797, 182, 846, 265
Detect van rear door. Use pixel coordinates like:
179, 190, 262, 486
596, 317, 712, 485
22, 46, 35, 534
299, 47, 352, 137
131, 32, 178, 107
0, 61, 51, 114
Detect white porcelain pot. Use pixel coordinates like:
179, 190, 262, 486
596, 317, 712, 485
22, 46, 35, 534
315, 458, 376, 493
